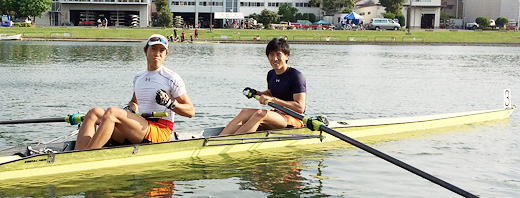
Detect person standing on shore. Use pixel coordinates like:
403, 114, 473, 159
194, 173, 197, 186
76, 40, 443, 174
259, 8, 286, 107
104, 17, 108, 28
74, 34, 195, 150
219, 38, 306, 135
194, 29, 199, 38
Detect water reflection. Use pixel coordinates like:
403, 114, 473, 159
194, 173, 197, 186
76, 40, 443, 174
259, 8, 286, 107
0, 148, 329, 197
0, 41, 141, 64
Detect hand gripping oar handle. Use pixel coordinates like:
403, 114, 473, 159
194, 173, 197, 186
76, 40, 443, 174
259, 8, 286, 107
0, 112, 168, 125
137, 112, 168, 118
245, 91, 478, 198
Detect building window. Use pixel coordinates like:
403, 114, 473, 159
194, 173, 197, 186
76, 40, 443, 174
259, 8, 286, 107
299, 3, 309, 7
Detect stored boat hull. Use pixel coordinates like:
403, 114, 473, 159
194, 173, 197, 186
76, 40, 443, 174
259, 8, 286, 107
0, 108, 514, 180
0, 34, 22, 40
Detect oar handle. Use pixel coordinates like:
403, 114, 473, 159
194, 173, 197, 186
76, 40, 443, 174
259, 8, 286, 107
246, 92, 478, 198
137, 112, 169, 118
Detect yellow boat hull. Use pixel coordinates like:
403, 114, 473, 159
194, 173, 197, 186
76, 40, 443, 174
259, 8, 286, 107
0, 108, 514, 180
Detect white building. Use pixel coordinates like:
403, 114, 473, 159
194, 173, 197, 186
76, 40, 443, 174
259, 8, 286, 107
463, 0, 520, 26
169, 0, 321, 28
405, 0, 442, 29
33, 0, 445, 29
36, 0, 152, 28
336, 0, 441, 29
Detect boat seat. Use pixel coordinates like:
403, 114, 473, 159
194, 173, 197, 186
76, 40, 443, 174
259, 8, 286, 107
173, 127, 223, 140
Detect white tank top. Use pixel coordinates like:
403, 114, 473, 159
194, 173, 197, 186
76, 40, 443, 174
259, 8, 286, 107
133, 66, 187, 122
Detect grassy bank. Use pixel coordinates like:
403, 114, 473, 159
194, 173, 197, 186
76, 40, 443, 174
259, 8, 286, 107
1, 26, 520, 43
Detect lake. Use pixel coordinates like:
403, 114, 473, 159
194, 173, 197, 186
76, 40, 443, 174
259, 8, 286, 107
0, 41, 518, 197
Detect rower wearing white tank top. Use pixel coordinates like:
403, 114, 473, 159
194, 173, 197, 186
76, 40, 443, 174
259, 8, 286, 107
74, 34, 195, 150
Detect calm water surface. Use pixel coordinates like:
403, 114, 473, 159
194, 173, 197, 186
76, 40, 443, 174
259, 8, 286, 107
0, 41, 519, 197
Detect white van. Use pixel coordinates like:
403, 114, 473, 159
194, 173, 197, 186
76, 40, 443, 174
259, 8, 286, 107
368, 18, 401, 30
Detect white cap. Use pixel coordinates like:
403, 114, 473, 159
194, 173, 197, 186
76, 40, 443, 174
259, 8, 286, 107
147, 34, 168, 50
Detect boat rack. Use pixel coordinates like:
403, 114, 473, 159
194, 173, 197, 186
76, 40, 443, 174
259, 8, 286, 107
203, 131, 324, 146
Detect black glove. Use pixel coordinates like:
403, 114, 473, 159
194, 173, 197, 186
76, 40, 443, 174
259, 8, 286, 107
155, 89, 176, 109
123, 105, 135, 113
243, 87, 257, 99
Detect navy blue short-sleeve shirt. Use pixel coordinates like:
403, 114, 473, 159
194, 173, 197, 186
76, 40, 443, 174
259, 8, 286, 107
267, 67, 306, 102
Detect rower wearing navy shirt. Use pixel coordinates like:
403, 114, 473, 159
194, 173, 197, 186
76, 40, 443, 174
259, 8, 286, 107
220, 38, 306, 135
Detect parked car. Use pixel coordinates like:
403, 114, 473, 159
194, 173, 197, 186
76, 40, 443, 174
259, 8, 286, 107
13, 17, 31, 27
466, 22, 479, 30
368, 18, 401, 30
1, 15, 13, 27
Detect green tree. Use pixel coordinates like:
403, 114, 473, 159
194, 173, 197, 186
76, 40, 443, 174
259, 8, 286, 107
396, 13, 405, 27
308, 13, 317, 22
19, 0, 52, 24
278, 3, 298, 22
379, 0, 405, 15
156, 0, 169, 8
309, 0, 355, 15
475, 16, 490, 28
302, 13, 310, 21
440, 13, 455, 22
1, 0, 52, 24
342, 8, 353, 14
382, 12, 405, 26
0, 0, 18, 17
382, 12, 395, 19
259, 9, 278, 28
250, 13, 260, 20
155, 0, 173, 27
157, 7, 173, 27
295, 13, 303, 20
495, 17, 509, 29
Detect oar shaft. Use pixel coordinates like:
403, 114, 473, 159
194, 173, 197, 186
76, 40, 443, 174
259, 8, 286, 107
0, 117, 65, 125
319, 125, 476, 198
259, 96, 478, 198
0, 112, 168, 125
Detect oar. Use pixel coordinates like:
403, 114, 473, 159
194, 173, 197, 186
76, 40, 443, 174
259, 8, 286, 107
0, 112, 168, 125
245, 91, 478, 198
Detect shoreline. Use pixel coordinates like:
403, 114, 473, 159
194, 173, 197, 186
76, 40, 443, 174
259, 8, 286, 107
21, 36, 520, 46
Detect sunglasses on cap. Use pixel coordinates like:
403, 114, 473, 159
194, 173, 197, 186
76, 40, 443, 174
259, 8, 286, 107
149, 37, 168, 45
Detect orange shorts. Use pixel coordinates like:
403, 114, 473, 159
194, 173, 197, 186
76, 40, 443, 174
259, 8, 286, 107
285, 114, 304, 128
144, 119, 174, 143
271, 109, 304, 128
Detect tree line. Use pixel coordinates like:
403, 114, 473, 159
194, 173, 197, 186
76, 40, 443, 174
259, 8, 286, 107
0, 0, 53, 24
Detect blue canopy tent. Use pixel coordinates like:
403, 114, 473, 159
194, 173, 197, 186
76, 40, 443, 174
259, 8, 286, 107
343, 12, 364, 25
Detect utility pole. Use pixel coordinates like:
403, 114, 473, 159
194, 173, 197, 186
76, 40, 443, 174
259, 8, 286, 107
455, 0, 459, 18
210, 0, 213, 32
407, 0, 412, 34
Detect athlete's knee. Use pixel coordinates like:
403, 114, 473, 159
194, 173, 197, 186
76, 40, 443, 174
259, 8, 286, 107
240, 108, 263, 117
239, 108, 254, 114
102, 107, 123, 121
85, 107, 104, 119
252, 109, 268, 119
